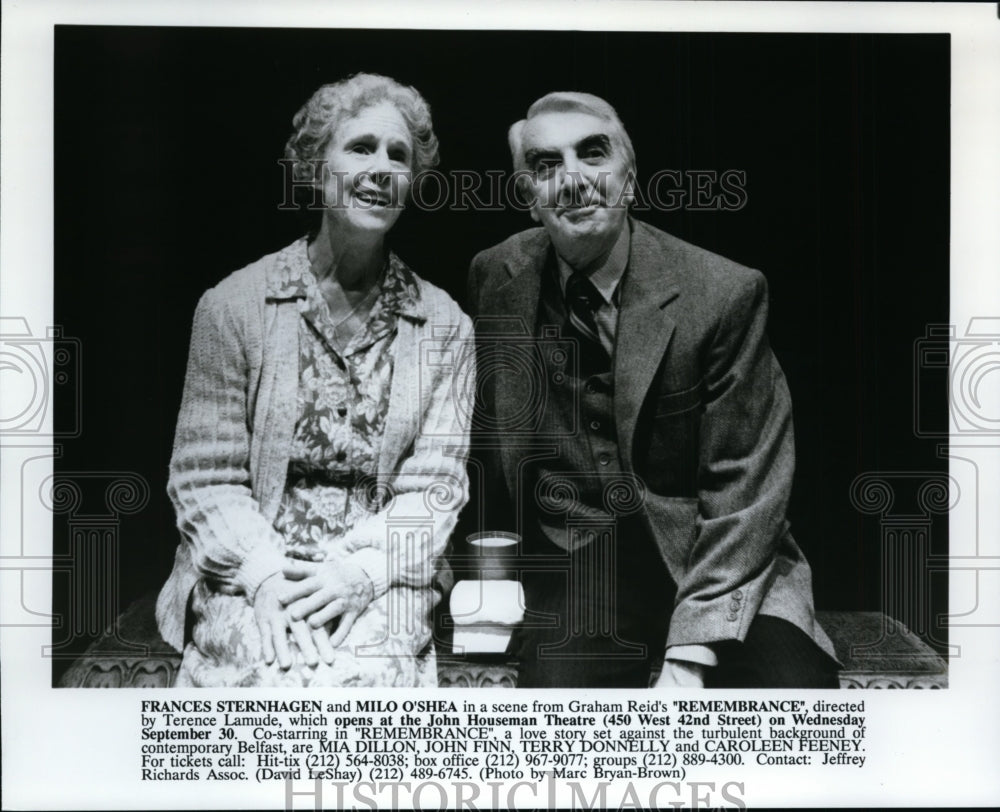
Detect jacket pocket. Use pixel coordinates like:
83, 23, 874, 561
654, 380, 704, 417
641, 407, 701, 495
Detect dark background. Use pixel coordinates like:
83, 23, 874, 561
52, 27, 950, 682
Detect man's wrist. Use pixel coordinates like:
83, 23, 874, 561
665, 644, 718, 668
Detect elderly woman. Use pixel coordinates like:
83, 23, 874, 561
156, 74, 473, 687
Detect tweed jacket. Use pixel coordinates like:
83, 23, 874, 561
156, 240, 474, 652
467, 219, 835, 659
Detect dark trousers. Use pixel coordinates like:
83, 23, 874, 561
508, 530, 839, 689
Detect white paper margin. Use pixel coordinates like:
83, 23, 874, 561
2, 1, 999, 808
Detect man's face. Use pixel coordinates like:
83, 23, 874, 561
520, 110, 633, 265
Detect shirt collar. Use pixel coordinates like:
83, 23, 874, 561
266, 237, 424, 321
555, 223, 631, 306
379, 253, 424, 322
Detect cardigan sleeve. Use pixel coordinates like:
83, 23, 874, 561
338, 304, 475, 598
167, 286, 288, 599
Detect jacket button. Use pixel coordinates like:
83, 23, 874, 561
727, 613, 738, 622
729, 600, 740, 612
589, 420, 601, 431
733, 590, 743, 599
598, 454, 610, 466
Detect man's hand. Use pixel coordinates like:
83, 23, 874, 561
279, 559, 374, 649
654, 659, 706, 688
253, 573, 332, 668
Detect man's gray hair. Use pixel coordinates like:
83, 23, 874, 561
508, 91, 637, 176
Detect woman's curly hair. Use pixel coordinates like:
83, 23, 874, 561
283, 73, 440, 234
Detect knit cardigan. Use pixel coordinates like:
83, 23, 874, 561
156, 243, 474, 652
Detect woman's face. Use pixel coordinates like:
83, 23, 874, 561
319, 101, 414, 236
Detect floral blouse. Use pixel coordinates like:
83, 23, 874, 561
270, 241, 422, 562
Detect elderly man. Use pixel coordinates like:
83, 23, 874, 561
464, 91, 839, 689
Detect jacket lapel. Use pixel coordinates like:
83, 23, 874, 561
481, 234, 549, 498
615, 220, 681, 472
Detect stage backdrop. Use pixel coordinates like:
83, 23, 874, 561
52, 27, 949, 682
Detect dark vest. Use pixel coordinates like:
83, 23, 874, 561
522, 259, 629, 553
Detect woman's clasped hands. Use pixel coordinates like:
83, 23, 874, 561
253, 560, 374, 669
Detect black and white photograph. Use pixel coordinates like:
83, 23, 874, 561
2, 1, 999, 809
47, 25, 948, 691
